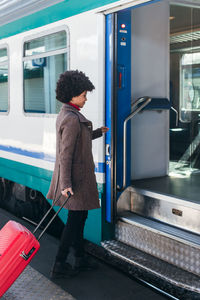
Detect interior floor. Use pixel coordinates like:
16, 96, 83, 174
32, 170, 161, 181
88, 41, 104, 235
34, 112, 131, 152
131, 173, 200, 204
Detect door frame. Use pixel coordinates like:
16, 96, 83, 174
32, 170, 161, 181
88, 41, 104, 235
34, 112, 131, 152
105, 0, 163, 224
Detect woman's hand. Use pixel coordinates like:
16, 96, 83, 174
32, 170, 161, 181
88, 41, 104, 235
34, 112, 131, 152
61, 187, 74, 197
101, 126, 109, 134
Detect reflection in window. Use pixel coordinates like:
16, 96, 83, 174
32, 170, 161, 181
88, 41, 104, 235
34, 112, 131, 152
0, 48, 8, 112
180, 53, 200, 116
24, 31, 66, 56
23, 30, 68, 114
170, 4, 200, 175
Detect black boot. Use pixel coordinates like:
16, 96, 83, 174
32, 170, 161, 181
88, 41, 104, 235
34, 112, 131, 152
74, 255, 99, 271
50, 261, 79, 279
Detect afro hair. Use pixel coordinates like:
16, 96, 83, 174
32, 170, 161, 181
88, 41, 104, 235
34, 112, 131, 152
56, 70, 95, 103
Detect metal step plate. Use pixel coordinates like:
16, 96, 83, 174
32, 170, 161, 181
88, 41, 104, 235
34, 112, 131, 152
102, 240, 200, 295
2, 265, 75, 300
119, 211, 200, 246
127, 182, 200, 234
116, 215, 200, 276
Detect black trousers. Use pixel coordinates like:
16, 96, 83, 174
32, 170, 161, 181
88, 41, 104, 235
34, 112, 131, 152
56, 210, 88, 263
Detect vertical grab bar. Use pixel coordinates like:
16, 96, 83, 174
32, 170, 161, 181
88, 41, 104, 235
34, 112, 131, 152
122, 97, 152, 190
171, 106, 179, 126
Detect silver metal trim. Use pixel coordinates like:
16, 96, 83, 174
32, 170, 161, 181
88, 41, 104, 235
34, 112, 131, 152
20, 251, 29, 261
115, 219, 200, 277
22, 25, 70, 117
22, 25, 70, 47
20, 247, 36, 261
123, 97, 151, 189
138, 279, 180, 300
23, 47, 69, 61
127, 186, 200, 210
98, 0, 158, 15
171, 106, 178, 126
22, 217, 38, 226
119, 213, 200, 249
170, 1, 200, 9
102, 240, 200, 292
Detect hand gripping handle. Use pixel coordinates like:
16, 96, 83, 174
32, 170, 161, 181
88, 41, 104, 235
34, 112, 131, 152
33, 192, 71, 241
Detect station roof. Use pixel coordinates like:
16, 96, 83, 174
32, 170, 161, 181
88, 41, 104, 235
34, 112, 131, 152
0, 0, 64, 26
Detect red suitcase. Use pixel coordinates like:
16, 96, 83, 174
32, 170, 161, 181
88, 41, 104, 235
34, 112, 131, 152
0, 221, 40, 297
0, 193, 70, 297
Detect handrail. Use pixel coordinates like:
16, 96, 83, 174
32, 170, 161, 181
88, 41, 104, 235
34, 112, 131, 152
171, 106, 178, 126
122, 96, 152, 190
131, 96, 150, 109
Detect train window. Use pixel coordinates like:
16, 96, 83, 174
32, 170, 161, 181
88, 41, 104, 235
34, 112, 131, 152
170, 4, 200, 175
180, 52, 200, 119
24, 31, 66, 57
0, 47, 8, 113
23, 30, 68, 114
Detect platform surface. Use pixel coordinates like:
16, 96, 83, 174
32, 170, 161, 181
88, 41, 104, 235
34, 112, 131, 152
2, 265, 75, 300
0, 208, 167, 300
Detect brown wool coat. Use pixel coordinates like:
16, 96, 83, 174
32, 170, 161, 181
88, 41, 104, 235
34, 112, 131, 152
46, 104, 102, 210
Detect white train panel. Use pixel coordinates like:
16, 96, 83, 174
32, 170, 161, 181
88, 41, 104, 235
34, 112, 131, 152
0, 11, 105, 183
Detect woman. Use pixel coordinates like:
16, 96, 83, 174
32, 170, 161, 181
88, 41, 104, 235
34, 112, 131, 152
47, 70, 108, 279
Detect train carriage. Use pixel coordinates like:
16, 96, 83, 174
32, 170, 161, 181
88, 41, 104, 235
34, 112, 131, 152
0, 0, 200, 298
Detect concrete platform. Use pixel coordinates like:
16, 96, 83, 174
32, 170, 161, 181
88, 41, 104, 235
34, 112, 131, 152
2, 266, 75, 300
0, 208, 167, 300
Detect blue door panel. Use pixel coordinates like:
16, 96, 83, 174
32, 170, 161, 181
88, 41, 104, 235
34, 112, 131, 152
105, 14, 114, 223
105, 0, 162, 223
116, 10, 131, 192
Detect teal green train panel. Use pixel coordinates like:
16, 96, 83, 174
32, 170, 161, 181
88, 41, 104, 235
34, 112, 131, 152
0, 157, 103, 244
0, 0, 117, 40
0, 157, 51, 196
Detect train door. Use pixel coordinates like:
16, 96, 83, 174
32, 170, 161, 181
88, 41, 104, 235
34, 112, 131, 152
105, 0, 170, 224
105, 9, 131, 224
104, 1, 200, 290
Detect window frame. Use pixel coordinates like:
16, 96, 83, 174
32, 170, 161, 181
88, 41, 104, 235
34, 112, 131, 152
22, 25, 70, 117
179, 51, 200, 122
0, 44, 10, 115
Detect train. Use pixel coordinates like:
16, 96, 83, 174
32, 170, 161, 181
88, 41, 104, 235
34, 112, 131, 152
0, 0, 200, 298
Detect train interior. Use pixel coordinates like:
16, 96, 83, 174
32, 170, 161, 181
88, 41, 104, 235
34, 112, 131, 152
103, 0, 200, 288
117, 1, 200, 230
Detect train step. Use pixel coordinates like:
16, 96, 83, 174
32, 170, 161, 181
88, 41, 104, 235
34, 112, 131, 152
114, 183, 200, 297
118, 183, 200, 235
101, 239, 200, 298
115, 212, 200, 276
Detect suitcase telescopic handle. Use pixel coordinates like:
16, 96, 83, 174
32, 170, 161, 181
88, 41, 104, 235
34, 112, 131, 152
33, 192, 71, 241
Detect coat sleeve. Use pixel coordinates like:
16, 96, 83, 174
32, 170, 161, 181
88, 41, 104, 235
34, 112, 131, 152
92, 128, 102, 140
59, 114, 80, 190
